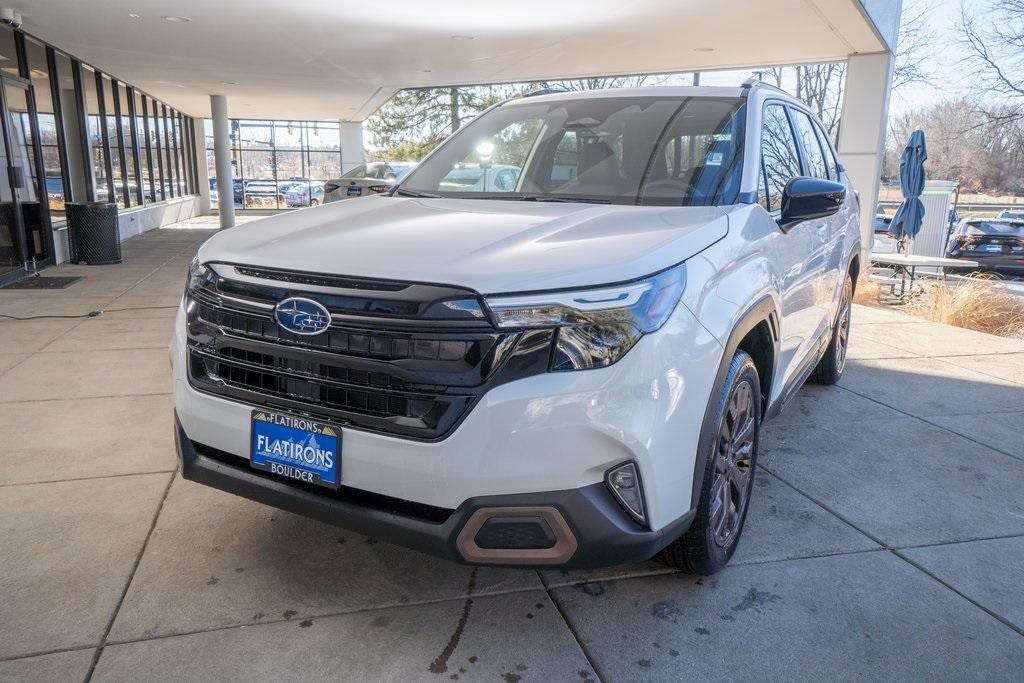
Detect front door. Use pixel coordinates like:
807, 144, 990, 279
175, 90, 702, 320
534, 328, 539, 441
0, 78, 46, 285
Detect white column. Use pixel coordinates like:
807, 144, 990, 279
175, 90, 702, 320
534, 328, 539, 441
210, 94, 235, 229
192, 117, 212, 215
837, 52, 895, 265
340, 120, 365, 175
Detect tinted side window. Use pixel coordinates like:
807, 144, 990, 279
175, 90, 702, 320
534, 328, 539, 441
760, 104, 801, 212
793, 111, 828, 179
813, 122, 839, 180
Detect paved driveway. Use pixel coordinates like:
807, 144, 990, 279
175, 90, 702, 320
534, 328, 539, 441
2, 223, 1024, 681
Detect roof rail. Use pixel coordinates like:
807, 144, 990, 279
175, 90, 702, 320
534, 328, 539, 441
740, 78, 790, 96
523, 87, 568, 98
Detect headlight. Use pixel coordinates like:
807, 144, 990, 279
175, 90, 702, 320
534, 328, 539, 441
186, 256, 211, 293
485, 264, 686, 371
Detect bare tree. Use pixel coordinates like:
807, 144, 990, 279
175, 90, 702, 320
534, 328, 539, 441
534, 75, 664, 92
755, 0, 937, 138
959, 0, 1024, 99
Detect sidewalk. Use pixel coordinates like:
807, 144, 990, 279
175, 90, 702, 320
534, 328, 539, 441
2, 223, 1023, 681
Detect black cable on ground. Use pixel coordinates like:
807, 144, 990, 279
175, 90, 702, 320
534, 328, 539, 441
0, 305, 179, 321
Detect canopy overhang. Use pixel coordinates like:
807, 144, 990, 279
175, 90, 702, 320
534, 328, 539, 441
19, 0, 898, 120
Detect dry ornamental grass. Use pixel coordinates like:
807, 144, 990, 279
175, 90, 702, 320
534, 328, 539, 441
856, 274, 1024, 340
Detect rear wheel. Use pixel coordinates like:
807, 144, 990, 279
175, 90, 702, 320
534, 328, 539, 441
310, 199, 320, 206
658, 351, 760, 575
810, 273, 853, 385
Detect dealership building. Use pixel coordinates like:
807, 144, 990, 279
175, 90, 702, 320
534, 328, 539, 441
0, 0, 900, 287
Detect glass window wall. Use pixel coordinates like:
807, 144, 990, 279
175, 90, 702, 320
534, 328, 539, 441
205, 118, 341, 210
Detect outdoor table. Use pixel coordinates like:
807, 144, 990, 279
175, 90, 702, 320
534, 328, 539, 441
868, 253, 979, 302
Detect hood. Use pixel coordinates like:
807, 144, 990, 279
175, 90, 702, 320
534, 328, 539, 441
198, 195, 728, 294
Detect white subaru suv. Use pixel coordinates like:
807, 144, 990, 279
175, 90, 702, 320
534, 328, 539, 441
173, 84, 859, 574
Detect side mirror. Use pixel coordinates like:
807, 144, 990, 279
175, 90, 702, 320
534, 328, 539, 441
778, 177, 846, 231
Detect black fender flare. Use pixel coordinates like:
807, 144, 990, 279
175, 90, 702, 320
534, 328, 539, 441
689, 295, 780, 510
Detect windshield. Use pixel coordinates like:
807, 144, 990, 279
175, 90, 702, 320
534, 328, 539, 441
397, 95, 746, 206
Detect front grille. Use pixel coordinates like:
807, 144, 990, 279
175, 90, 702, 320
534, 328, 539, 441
186, 263, 554, 440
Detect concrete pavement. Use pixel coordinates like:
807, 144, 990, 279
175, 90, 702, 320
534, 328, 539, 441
2, 219, 1024, 681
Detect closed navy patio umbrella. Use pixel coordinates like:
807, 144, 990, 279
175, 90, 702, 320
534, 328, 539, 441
890, 130, 928, 245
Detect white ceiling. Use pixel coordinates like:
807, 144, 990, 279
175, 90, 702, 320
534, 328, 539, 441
14, 0, 888, 121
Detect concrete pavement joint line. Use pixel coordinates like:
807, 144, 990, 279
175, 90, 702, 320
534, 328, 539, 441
893, 549, 1024, 639
930, 355, 1024, 387
757, 465, 889, 547
913, 416, 1024, 465
0, 469, 177, 489
0, 644, 98, 665
0, 391, 173, 405
891, 531, 1024, 552
832, 383, 1024, 464
84, 471, 176, 682
762, 455, 1024, 640
96, 583, 547, 651
541, 574, 608, 683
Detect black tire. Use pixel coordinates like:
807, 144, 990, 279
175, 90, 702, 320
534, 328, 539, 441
310, 199, 320, 206
810, 273, 853, 385
658, 350, 761, 575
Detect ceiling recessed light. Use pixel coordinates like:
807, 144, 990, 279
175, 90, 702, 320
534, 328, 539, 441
128, 13, 141, 19
693, 47, 715, 52
161, 15, 191, 23
450, 34, 474, 40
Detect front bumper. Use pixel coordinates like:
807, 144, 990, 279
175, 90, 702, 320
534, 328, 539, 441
175, 415, 694, 567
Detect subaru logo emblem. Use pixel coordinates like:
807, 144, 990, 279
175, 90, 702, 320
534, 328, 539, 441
274, 297, 331, 335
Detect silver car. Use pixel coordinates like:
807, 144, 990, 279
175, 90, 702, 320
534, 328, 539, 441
323, 162, 416, 202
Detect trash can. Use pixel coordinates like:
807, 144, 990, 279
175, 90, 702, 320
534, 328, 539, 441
66, 201, 121, 264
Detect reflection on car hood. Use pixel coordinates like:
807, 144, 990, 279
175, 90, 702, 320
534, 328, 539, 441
198, 195, 729, 293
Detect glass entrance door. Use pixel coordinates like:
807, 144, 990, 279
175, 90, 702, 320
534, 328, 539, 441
0, 84, 17, 279
0, 80, 44, 281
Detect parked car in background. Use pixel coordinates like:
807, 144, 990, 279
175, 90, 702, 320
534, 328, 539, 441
285, 182, 325, 208
323, 162, 416, 202
243, 181, 280, 208
244, 180, 303, 208
438, 164, 522, 192
997, 208, 1024, 220
210, 177, 245, 206
945, 218, 1024, 276
175, 85, 860, 573
872, 213, 898, 254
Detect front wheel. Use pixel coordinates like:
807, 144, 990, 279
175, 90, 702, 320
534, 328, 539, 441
658, 351, 761, 575
810, 273, 853, 385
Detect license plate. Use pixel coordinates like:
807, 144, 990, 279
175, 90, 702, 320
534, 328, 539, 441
347, 185, 361, 197
982, 244, 1002, 252
250, 409, 341, 489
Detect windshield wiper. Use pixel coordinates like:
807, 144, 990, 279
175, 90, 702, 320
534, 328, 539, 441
469, 193, 612, 205
526, 195, 612, 205
394, 188, 440, 198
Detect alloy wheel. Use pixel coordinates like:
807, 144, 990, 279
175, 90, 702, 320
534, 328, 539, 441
835, 279, 853, 374
709, 379, 755, 548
